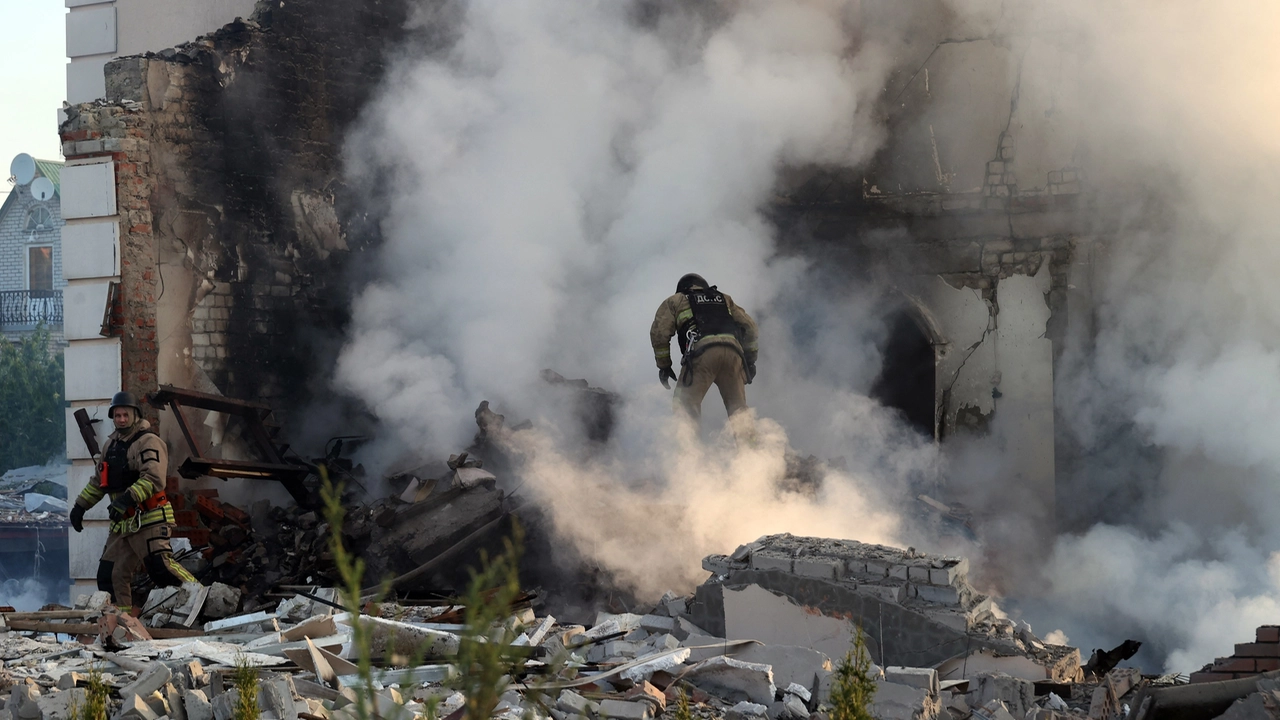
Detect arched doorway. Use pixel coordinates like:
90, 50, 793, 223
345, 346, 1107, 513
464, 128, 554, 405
870, 310, 937, 438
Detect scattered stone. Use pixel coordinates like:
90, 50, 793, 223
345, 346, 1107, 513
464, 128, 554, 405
597, 699, 651, 720
203, 584, 242, 619
727, 702, 768, 720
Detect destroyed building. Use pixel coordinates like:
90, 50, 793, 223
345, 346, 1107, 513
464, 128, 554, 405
52, 0, 1117, 594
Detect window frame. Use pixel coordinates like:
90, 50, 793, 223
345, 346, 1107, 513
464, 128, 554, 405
25, 244, 55, 292
24, 206, 54, 233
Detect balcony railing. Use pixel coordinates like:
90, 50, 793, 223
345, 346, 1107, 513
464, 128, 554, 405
0, 290, 63, 328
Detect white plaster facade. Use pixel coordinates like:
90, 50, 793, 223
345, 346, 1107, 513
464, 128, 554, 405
65, 0, 258, 104
61, 0, 257, 596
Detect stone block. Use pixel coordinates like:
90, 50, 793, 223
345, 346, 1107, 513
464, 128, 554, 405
640, 615, 675, 634
794, 557, 842, 580
120, 664, 173, 703
35, 689, 85, 720
597, 699, 650, 720
1235, 643, 1280, 658
914, 584, 962, 606
860, 585, 905, 603
864, 560, 890, 577
884, 667, 939, 695
75, 140, 104, 155
1258, 627, 1280, 644
783, 694, 809, 719
750, 553, 793, 573
211, 689, 237, 720
869, 681, 938, 720
166, 684, 187, 720
1213, 655, 1254, 671
907, 566, 931, 583
888, 565, 909, 580
556, 691, 594, 716
118, 694, 159, 720
183, 690, 212, 720
726, 702, 768, 720
685, 656, 775, 705
928, 563, 966, 586
203, 583, 241, 618
967, 673, 1035, 718
783, 683, 811, 703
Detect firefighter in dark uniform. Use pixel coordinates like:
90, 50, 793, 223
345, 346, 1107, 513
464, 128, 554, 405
650, 274, 760, 420
68, 392, 196, 610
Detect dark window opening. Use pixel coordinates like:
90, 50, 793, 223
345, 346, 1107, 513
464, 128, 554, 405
28, 246, 53, 291
870, 311, 936, 438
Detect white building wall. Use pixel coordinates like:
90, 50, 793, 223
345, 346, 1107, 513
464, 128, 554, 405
60, 157, 122, 597
65, 0, 258, 104
62, 0, 255, 598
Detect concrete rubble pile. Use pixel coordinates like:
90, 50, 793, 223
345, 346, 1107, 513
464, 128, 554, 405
5, 529, 1273, 720
0, 465, 69, 525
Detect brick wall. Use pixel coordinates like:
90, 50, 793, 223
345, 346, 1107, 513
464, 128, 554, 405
58, 0, 411, 424
1190, 626, 1280, 682
59, 104, 158, 407
0, 188, 66, 294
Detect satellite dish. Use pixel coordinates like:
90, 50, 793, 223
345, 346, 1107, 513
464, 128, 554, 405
30, 177, 55, 202
10, 154, 35, 185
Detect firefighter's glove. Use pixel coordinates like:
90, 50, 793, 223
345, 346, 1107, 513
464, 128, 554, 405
659, 367, 678, 390
745, 363, 757, 385
69, 505, 85, 533
108, 493, 139, 522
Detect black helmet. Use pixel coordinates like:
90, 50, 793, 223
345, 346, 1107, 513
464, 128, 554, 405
109, 391, 141, 414
677, 273, 708, 293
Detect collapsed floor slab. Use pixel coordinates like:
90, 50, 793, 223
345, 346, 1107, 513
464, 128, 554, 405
691, 534, 1080, 680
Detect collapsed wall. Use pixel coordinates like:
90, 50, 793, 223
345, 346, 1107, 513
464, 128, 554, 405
693, 534, 1080, 680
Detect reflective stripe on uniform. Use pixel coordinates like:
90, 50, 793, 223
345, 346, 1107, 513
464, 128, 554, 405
654, 347, 671, 358
676, 309, 694, 324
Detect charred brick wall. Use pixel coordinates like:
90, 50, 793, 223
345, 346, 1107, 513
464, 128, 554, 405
60, 0, 414, 424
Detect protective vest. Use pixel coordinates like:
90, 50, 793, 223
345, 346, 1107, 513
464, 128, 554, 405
677, 286, 740, 356
100, 429, 157, 493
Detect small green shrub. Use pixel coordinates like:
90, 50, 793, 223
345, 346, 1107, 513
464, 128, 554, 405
829, 626, 877, 720
232, 654, 261, 720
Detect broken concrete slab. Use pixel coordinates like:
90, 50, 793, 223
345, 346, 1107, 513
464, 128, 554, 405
619, 648, 691, 683
885, 667, 940, 696
869, 680, 942, 720
721, 583, 861, 661
966, 672, 1036, 718
732, 643, 832, 692
683, 656, 776, 705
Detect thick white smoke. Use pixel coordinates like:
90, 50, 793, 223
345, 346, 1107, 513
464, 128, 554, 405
951, 0, 1280, 673
338, 0, 928, 598
336, 0, 1280, 674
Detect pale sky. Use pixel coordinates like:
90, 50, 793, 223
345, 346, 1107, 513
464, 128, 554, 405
0, 3, 66, 205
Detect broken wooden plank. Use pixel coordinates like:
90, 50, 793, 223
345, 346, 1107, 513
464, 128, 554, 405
2, 610, 98, 621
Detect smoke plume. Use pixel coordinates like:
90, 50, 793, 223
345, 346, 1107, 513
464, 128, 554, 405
336, 0, 1280, 674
